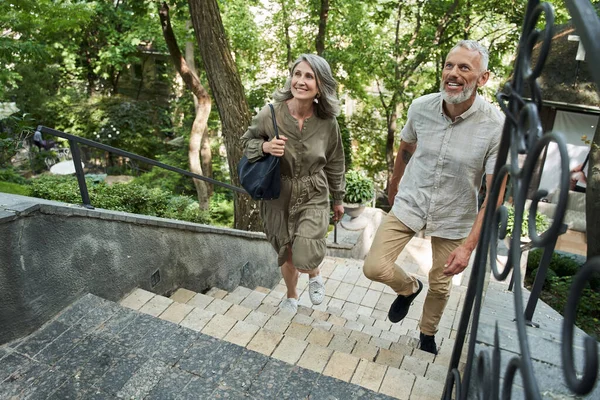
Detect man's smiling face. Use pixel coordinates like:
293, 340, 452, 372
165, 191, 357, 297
440, 47, 488, 105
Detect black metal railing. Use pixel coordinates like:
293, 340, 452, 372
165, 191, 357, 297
444, 0, 599, 398
35, 125, 341, 241
35, 125, 246, 209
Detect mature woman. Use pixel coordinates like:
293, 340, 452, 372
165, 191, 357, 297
241, 54, 345, 313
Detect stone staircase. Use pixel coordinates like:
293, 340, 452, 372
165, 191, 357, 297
120, 255, 468, 399
1, 248, 470, 399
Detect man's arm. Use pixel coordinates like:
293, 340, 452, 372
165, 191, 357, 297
388, 140, 417, 206
443, 173, 507, 276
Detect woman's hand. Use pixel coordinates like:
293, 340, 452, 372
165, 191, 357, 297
263, 136, 288, 157
332, 204, 344, 222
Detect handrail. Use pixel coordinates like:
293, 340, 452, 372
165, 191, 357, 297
36, 125, 247, 209
36, 125, 340, 242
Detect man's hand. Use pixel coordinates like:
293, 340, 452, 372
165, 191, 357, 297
443, 244, 473, 276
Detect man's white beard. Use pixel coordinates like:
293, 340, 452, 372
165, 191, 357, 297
440, 80, 477, 104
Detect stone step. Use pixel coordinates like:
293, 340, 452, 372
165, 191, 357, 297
1, 294, 400, 399
122, 273, 468, 400
206, 256, 464, 345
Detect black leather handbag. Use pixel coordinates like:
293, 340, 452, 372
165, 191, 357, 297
237, 103, 281, 200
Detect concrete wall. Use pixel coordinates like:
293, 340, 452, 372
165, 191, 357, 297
0, 194, 278, 345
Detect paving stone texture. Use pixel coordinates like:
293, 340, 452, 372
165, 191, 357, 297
2, 235, 596, 399
1, 237, 468, 399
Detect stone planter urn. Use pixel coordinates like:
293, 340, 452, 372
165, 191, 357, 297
343, 202, 366, 219
341, 202, 368, 230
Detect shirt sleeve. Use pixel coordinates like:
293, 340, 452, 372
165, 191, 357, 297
400, 104, 417, 143
484, 118, 504, 175
324, 119, 346, 205
240, 106, 271, 163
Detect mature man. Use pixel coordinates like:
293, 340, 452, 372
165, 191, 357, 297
363, 40, 504, 354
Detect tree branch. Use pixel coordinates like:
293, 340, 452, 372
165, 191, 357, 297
316, 0, 330, 55
159, 2, 209, 103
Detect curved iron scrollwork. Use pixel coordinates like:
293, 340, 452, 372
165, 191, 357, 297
443, 0, 600, 398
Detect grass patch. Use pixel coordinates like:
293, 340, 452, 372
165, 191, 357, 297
0, 181, 30, 196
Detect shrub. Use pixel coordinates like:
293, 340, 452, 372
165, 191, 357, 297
0, 167, 28, 185
527, 249, 585, 278
162, 195, 210, 224
540, 276, 600, 340
209, 193, 234, 227
28, 175, 209, 224
526, 249, 600, 339
505, 205, 549, 238
530, 267, 557, 289
344, 170, 374, 204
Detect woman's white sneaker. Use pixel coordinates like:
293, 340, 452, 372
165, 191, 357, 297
279, 297, 298, 313
308, 275, 325, 305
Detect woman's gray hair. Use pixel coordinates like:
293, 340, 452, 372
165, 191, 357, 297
273, 54, 340, 119
451, 40, 489, 73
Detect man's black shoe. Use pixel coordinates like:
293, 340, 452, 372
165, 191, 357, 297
388, 279, 423, 323
419, 333, 438, 355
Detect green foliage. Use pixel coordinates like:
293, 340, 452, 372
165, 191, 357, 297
209, 193, 234, 227
526, 249, 600, 339
48, 95, 169, 160
0, 181, 30, 196
505, 205, 550, 238
337, 114, 352, 172
0, 113, 34, 167
28, 175, 209, 224
131, 147, 196, 197
0, 166, 28, 185
530, 267, 557, 290
527, 249, 600, 290
540, 276, 600, 340
346, 102, 387, 181
344, 170, 374, 205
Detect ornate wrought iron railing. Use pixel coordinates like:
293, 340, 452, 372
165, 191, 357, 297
443, 0, 599, 398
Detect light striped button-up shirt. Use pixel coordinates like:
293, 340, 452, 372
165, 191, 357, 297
391, 92, 504, 239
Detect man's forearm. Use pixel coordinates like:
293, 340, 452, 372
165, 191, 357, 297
390, 141, 416, 188
463, 175, 507, 252
388, 141, 416, 205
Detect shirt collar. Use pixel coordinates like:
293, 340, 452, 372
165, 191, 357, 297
438, 92, 482, 121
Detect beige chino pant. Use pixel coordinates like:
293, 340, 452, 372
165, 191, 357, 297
363, 211, 464, 336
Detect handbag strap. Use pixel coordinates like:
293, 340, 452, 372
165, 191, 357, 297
268, 103, 279, 139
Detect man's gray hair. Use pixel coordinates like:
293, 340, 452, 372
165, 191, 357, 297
450, 40, 489, 73
273, 54, 340, 119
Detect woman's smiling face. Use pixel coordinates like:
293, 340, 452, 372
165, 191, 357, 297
291, 61, 319, 101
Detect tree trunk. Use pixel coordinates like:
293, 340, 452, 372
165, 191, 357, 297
385, 109, 397, 190
188, 0, 262, 231
315, 0, 330, 56
201, 130, 213, 196
281, 0, 293, 68
160, 3, 210, 210
587, 122, 599, 259
185, 20, 213, 197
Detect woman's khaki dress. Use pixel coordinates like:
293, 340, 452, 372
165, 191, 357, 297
241, 102, 345, 270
